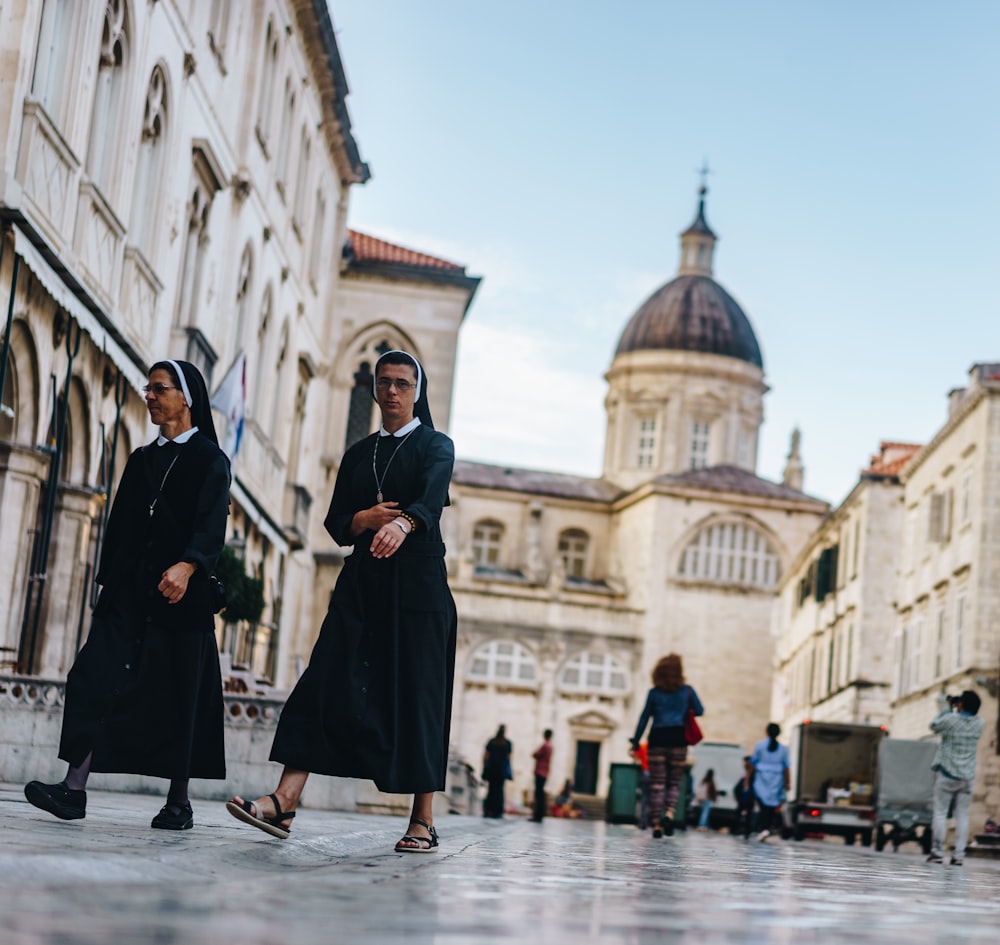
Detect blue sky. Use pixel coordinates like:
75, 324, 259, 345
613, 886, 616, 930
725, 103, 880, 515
331, 0, 999, 505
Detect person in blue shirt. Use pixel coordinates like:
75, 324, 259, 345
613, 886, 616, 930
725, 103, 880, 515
749, 722, 790, 841
630, 653, 704, 837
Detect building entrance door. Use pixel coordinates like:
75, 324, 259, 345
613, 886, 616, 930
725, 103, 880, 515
574, 739, 601, 795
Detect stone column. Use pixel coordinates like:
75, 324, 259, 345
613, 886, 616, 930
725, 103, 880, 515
0, 444, 48, 665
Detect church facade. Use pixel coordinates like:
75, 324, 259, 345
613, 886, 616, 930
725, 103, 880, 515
443, 193, 828, 801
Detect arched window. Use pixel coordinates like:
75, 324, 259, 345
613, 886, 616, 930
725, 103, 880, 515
678, 520, 780, 588
558, 528, 589, 579
559, 652, 628, 695
255, 18, 279, 150
0, 351, 18, 441
472, 520, 504, 568
275, 76, 295, 195
86, 0, 129, 190
130, 65, 168, 255
32, 0, 73, 122
233, 243, 253, 348
468, 640, 537, 685
292, 127, 311, 231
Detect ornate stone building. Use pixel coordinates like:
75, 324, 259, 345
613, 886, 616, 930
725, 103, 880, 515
446, 191, 828, 801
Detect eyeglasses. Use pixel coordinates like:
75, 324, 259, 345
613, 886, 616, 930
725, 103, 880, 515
375, 378, 416, 393
142, 383, 179, 396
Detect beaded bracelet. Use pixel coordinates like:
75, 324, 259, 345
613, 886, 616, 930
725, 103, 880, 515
398, 511, 418, 532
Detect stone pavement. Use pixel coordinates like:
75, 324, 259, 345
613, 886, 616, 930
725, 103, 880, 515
2, 784, 999, 945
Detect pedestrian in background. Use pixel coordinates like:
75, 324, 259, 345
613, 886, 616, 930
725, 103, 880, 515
630, 653, 704, 838
482, 724, 513, 818
25, 360, 230, 831
927, 689, 984, 866
530, 729, 553, 822
226, 350, 457, 854
734, 755, 756, 838
750, 723, 790, 842
696, 768, 718, 830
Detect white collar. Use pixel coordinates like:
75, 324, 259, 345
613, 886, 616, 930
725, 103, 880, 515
157, 426, 199, 446
378, 417, 421, 438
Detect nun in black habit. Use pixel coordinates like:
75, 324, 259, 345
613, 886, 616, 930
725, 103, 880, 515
227, 350, 457, 853
24, 360, 230, 831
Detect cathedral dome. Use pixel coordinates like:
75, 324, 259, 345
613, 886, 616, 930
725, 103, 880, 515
614, 273, 763, 368
614, 187, 763, 369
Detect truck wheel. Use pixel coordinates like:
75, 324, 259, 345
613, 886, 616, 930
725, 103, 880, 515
861, 830, 872, 847
875, 825, 886, 852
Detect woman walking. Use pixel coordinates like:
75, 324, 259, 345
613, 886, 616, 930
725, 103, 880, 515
481, 724, 512, 818
227, 350, 457, 852
630, 653, 703, 837
696, 768, 718, 830
749, 723, 790, 842
25, 360, 230, 829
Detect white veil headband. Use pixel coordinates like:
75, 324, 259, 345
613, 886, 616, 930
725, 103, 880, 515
165, 359, 193, 407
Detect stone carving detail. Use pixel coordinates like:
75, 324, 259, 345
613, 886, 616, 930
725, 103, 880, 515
19, 105, 77, 238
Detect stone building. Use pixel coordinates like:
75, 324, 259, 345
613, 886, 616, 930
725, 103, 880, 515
446, 191, 828, 803
890, 364, 1000, 828
771, 441, 920, 728
771, 365, 1000, 830
0, 0, 372, 683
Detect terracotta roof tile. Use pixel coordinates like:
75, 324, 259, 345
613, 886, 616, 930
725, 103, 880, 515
346, 229, 463, 271
865, 442, 921, 478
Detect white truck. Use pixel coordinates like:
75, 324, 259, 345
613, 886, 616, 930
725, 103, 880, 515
688, 741, 746, 830
787, 720, 887, 845
874, 738, 937, 853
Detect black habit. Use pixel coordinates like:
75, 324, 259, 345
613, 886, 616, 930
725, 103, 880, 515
270, 422, 457, 794
58, 431, 230, 779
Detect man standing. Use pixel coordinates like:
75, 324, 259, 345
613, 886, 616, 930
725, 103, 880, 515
927, 689, 984, 865
530, 729, 553, 822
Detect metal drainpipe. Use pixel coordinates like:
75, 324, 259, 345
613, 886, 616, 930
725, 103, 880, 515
20, 317, 82, 673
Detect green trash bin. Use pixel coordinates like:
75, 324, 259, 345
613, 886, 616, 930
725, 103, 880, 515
606, 762, 641, 824
673, 763, 693, 830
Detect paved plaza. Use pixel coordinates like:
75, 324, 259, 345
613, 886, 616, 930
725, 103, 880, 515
2, 784, 999, 944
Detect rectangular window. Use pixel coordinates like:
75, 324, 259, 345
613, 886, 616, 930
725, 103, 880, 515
851, 519, 861, 578
636, 416, 656, 468
845, 622, 854, 682
960, 470, 972, 525
690, 421, 710, 470
955, 594, 965, 669
934, 608, 945, 678
910, 618, 923, 691
898, 626, 910, 695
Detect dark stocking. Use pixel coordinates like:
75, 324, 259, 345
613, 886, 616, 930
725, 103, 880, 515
166, 778, 190, 811
65, 752, 92, 792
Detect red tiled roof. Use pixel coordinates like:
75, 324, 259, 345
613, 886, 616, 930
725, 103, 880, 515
346, 229, 463, 271
865, 442, 921, 477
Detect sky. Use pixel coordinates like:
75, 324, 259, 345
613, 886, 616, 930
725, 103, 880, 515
330, 0, 999, 506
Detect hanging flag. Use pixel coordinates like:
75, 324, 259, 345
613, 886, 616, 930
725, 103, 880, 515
210, 352, 246, 460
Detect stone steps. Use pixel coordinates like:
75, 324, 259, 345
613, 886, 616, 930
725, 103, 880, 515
967, 833, 1000, 859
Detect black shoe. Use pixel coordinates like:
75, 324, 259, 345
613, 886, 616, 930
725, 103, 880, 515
662, 816, 675, 837
151, 802, 193, 831
652, 826, 663, 839
950, 857, 964, 866
24, 780, 86, 820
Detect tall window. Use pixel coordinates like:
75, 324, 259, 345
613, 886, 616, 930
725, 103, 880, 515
252, 285, 273, 422
32, 0, 72, 121
954, 594, 965, 669
678, 520, 780, 589
86, 0, 129, 190
636, 416, 656, 468
468, 640, 537, 685
558, 528, 589, 579
559, 652, 628, 695
233, 244, 253, 348
255, 18, 279, 151
909, 618, 923, 691
309, 191, 326, 287
851, 519, 861, 577
208, 0, 231, 63
267, 320, 290, 440
934, 607, 946, 678
275, 77, 296, 195
897, 625, 910, 695
130, 66, 168, 254
960, 470, 972, 525
690, 421, 710, 470
472, 520, 504, 568
292, 127, 312, 232
844, 622, 854, 683
175, 181, 213, 327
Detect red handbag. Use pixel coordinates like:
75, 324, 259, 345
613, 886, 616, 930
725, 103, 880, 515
684, 707, 703, 746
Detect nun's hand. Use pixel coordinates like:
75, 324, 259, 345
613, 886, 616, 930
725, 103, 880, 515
370, 520, 407, 559
352, 502, 399, 536
159, 562, 196, 604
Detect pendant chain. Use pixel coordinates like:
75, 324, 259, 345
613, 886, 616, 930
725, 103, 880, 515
372, 430, 415, 503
